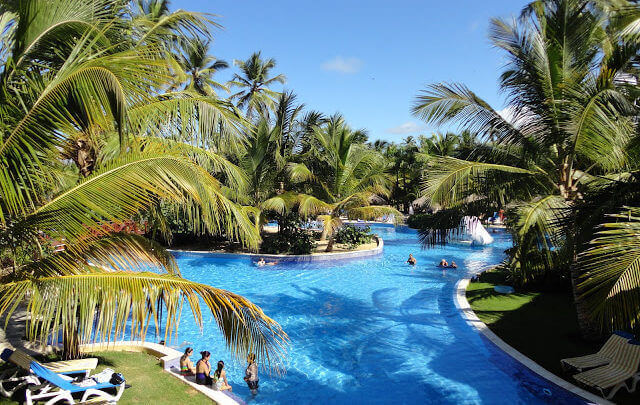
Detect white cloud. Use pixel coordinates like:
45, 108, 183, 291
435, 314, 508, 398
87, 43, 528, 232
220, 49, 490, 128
497, 106, 516, 124
498, 105, 533, 128
386, 122, 426, 135
321, 56, 363, 74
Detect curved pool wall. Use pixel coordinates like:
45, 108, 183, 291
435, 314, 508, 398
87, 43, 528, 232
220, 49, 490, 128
165, 225, 589, 404
169, 237, 383, 263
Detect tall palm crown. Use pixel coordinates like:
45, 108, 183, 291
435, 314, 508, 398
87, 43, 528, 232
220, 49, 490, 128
230, 51, 286, 118
180, 37, 228, 96
0, 0, 287, 364
412, 0, 640, 337
275, 115, 399, 251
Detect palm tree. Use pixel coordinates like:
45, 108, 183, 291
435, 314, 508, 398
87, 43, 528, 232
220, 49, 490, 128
420, 133, 459, 157
229, 51, 286, 119
238, 119, 283, 207
0, 0, 287, 364
275, 115, 399, 251
411, 0, 637, 338
130, 0, 217, 46
179, 38, 228, 96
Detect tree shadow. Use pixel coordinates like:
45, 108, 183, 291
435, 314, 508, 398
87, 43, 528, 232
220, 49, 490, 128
243, 279, 572, 404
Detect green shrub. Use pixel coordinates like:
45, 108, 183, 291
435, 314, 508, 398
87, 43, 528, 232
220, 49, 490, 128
290, 228, 317, 254
335, 225, 373, 249
406, 213, 433, 229
260, 234, 291, 254
260, 213, 317, 255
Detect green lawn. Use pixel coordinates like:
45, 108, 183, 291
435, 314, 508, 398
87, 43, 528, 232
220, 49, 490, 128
0, 351, 212, 404
467, 270, 638, 404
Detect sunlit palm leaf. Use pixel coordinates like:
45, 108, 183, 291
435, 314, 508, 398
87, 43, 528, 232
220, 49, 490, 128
127, 91, 246, 154
508, 195, 569, 253
423, 156, 533, 207
20, 233, 179, 278
412, 83, 522, 143
32, 150, 260, 249
577, 206, 640, 331
0, 270, 288, 370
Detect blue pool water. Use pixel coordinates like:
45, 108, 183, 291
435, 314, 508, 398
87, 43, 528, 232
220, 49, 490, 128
170, 225, 586, 404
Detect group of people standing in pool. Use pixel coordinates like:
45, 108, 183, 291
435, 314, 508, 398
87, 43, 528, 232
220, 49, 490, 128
406, 254, 458, 270
179, 348, 259, 395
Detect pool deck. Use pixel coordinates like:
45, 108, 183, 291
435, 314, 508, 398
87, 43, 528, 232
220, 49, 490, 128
454, 277, 612, 405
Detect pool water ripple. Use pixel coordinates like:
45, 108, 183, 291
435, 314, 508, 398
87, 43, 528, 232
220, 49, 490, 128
168, 225, 586, 405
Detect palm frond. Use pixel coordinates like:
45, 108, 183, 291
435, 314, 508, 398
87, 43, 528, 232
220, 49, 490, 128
32, 149, 260, 249
21, 233, 179, 278
423, 157, 533, 207
577, 206, 640, 332
0, 270, 288, 370
412, 83, 522, 143
346, 206, 401, 223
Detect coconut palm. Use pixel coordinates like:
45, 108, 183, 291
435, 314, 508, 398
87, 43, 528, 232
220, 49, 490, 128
179, 37, 228, 96
130, 0, 217, 46
238, 119, 283, 207
229, 51, 286, 119
420, 133, 459, 157
275, 115, 399, 251
0, 0, 287, 364
411, 0, 637, 337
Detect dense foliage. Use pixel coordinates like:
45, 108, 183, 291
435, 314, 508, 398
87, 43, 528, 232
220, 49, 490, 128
0, 0, 288, 363
6, 0, 640, 374
260, 213, 317, 255
412, 0, 640, 338
334, 225, 374, 250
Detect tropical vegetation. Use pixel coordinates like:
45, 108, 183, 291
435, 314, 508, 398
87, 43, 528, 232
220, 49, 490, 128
7, 1, 640, 398
0, 0, 401, 366
411, 0, 640, 339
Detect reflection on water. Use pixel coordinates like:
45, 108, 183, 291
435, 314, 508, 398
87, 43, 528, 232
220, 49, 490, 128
167, 226, 584, 405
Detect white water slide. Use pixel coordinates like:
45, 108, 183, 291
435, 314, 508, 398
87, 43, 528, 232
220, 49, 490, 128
453, 216, 494, 246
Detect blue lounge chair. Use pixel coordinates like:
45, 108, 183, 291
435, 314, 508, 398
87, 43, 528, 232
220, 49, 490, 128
25, 361, 125, 405
0, 348, 98, 397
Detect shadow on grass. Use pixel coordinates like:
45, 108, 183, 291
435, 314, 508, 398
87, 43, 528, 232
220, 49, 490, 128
467, 278, 640, 404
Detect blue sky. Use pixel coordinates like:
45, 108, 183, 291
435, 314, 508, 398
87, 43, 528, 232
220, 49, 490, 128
174, 0, 530, 143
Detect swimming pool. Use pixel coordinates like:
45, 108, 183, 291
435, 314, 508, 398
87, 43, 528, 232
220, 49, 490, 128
170, 225, 587, 404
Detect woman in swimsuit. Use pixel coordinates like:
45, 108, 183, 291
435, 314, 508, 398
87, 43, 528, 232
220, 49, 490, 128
213, 360, 232, 391
406, 254, 417, 265
180, 347, 196, 376
195, 351, 213, 386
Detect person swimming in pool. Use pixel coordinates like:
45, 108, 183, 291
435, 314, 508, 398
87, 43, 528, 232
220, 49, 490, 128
256, 258, 278, 267
406, 254, 416, 265
438, 259, 449, 267
449, 260, 458, 269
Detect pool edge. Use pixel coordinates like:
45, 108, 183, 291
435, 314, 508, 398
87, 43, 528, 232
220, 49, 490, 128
454, 277, 612, 405
169, 237, 384, 262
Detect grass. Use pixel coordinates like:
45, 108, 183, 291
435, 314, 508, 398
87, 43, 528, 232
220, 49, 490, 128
0, 351, 212, 404
467, 270, 639, 404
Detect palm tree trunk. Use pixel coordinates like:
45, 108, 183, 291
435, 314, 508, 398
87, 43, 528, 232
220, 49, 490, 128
62, 325, 81, 360
325, 235, 335, 252
567, 213, 600, 341
570, 264, 601, 341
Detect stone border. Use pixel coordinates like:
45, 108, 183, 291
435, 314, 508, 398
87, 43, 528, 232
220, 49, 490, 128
80, 341, 239, 405
169, 237, 384, 263
454, 278, 613, 405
